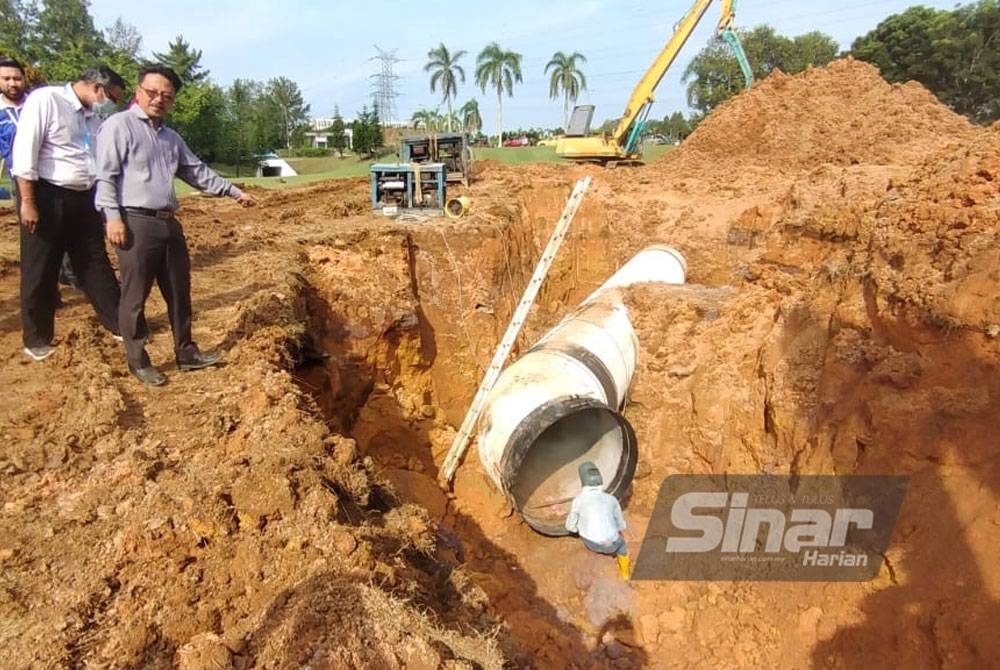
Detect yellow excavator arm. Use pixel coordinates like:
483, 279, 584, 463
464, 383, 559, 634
556, 0, 750, 164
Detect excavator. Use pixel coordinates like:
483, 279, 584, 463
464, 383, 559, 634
556, 0, 754, 164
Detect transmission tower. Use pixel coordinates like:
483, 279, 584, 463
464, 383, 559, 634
370, 45, 401, 126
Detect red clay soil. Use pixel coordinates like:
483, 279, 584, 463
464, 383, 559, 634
1, 58, 998, 669
663, 57, 978, 179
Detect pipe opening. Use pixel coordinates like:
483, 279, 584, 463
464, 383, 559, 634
503, 399, 637, 536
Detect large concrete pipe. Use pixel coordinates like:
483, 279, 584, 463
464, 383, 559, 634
476, 245, 687, 535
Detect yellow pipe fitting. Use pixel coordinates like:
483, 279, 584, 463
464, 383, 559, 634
445, 195, 471, 219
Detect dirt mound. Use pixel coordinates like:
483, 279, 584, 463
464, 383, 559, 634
866, 124, 1000, 331
665, 58, 977, 176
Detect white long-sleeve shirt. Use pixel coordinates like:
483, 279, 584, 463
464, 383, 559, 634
565, 485, 627, 545
11, 84, 100, 190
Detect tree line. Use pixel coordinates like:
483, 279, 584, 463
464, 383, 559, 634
680, 0, 1000, 126
414, 0, 1000, 146
0, 0, 314, 167
851, 0, 1000, 123
415, 42, 589, 146
3, 0, 997, 166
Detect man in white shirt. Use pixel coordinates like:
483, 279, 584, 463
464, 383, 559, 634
565, 461, 631, 580
12, 64, 125, 361
1, 59, 82, 301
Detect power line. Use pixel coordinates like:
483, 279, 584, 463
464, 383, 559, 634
370, 45, 401, 125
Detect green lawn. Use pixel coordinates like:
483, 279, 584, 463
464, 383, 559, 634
472, 144, 671, 164
475, 146, 565, 164
284, 156, 370, 175
207, 155, 370, 178
1, 144, 674, 202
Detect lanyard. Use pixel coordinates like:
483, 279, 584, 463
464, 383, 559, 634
76, 111, 96, 176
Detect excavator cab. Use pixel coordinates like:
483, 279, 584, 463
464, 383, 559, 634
564, 105, 596, 138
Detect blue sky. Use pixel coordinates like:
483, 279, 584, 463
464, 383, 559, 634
89, 0, 960, 130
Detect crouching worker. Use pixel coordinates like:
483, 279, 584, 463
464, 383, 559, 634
565, 461, 630, 580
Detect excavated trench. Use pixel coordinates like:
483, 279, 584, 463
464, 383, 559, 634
284, 150, 1000, 667
283, 181, 796, 665
289, 184, 642, 662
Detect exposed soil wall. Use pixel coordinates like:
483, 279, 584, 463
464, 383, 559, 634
1, 58, 998, 668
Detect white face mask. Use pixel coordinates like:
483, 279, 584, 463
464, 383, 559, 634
92, 98, 116, 115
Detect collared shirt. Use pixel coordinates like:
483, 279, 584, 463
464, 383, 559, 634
565, 485, 627, 545
11, 84, 100, 190
94, 104, 242, 219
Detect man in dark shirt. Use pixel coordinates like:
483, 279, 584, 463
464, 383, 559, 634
95, 65, 256, 386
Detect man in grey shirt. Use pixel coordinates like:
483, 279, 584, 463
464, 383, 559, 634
95, 65, 256, 386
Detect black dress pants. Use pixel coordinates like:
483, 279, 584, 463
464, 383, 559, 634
19, 179, 120, 348
116, 211, 198, 369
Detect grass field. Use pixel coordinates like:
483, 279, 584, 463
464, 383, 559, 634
208, 144, 671, 188
2, 144, 673, 201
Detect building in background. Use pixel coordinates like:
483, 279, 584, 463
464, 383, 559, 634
305, 117, 353, 150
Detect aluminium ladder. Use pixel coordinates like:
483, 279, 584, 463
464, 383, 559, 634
439, 176, 592, 486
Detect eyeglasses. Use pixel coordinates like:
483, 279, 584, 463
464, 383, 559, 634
139, 86, 176, 103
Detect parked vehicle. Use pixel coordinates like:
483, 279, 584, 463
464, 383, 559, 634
502, 136, 531, 147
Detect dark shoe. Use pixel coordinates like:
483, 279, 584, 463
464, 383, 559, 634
176, 350, 222, 371
129, 364, 167, 386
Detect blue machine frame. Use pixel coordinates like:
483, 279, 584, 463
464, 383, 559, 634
399, 133, 472, 186
370, 162, 447, 211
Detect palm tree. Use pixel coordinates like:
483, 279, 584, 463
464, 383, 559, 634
545, 51, 588, 129
459, 99, 482, 134
425, 43, 466, 132
411, 108, 444, 131
442, 110, 461, 132
475, 42, 523, 147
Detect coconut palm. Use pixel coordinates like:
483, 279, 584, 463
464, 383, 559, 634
442, 110, 461, 131
545, 51, 588, 129
460, 99, 482, 134
475, 42, 523, 147
425, 43, 467, 132
411, 108, 444, 131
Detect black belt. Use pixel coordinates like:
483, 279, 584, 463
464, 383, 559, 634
124, 207, 174, 220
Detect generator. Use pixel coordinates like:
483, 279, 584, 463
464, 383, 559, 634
399, 133, 472, 185
370, 162, 447, 214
